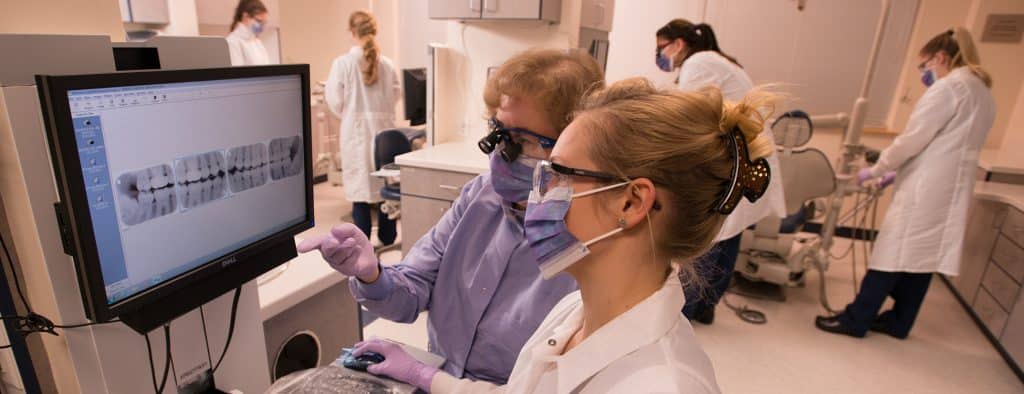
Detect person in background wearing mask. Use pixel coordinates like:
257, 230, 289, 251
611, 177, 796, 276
816, 27, 995, 339
323, 10, 401, 246
656, 19, 786, 324
298, 49, 605, 384
350, 79, 777, 393
226, 0, 271, 66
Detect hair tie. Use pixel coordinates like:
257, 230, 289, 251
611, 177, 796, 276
715, 127, 771, 215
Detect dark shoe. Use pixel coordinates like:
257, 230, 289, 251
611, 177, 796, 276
870, 313, 909, 339
694, 306, 715, 325
815, 315, 865, 338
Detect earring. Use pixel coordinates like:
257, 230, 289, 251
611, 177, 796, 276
618, 218, 627, 228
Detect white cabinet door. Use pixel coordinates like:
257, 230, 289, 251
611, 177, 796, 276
580, 0, 614, 31
481, 0, 546, 20
430, 0, 483, 19
128, 0, 170, 24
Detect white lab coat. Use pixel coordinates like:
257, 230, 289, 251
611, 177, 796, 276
431, 273, 721, 393
226, 24, 270, 66
867, 67, 995, 276
325, 47, 400, 203
676, 51, 787, 240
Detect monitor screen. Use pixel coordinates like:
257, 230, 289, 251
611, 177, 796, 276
402, 68, 426, 126
63, 74, 307, 305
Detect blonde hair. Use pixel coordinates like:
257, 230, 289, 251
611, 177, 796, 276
484, 48, 605, 132
349, 10, 380, 86
921, 27, 992, 88
575, 78, 775, 267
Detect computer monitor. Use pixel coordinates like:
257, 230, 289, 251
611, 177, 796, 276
36, 65, 313, 333
403, 68, 427, 126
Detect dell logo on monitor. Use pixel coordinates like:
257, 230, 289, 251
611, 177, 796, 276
221, 256, 238, 267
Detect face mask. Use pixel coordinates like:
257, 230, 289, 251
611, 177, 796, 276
655, 50, 674, 72
489, 150, 538, 203
524, 165, 629, 279
250, 20, 264, 35
920, 69, 935, 87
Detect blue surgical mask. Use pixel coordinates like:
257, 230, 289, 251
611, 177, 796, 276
251, 20, 264, 35
656, 50, 674, 72
489, 151, 538, 203
524, 169, 628, 279
920, 69, 935, 87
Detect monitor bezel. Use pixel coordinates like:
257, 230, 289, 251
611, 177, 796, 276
36, 65, 314, 329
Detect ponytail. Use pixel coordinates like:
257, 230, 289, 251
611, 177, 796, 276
951, 27, 992, 88
920, 27, 993, 88
230, 0, 267, 32
349, 10, 380, 86
656, 19, 741, 67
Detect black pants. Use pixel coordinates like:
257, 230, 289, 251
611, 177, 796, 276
352, 202, 396, 246
682, 234, 742, 319
839, 269, 933, 338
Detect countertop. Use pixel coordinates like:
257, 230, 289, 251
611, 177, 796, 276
975, 181, 1024, 212
979, 148, 1024, 176
257, 237, 346, 321
395, 140, 489, 174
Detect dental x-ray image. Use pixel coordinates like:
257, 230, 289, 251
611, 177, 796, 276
227, 143, 270, 193
115, 164, 178, 226
268, 135, 303, 181
174, 151, 229, 210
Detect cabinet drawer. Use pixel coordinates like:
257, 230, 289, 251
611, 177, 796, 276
400, 195, 454, 256
974, 288, 1009, 337
991, 235, 1024, 283
981, 263, 1021, 311
1002, 207, 1024, 249
400, 166, 478, 201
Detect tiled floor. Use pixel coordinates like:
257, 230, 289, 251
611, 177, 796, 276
308, 182, 1023, 392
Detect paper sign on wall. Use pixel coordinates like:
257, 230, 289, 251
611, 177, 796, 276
982, 14, 1024, 43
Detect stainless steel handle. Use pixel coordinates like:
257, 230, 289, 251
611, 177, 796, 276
439, 185, 459, 191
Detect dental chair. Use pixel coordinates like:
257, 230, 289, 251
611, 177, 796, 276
733, 111, 836, 297
372, 128, 426, 256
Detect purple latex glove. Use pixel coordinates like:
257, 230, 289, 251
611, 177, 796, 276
879, 171, 897, 188
296, 223, 379, 282
352, 339, 439, 391
856, 168, 875, 186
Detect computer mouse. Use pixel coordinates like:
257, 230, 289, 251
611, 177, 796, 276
341, 349, 385, 372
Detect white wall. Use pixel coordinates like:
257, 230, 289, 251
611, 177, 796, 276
430, 0, 584, 143
603, 0, 701, 86
161, 0, 200, 36
393, 0, 447, 69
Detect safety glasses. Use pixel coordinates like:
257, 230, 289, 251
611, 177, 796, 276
533, 160, 621, 198
478, 118, 558, 162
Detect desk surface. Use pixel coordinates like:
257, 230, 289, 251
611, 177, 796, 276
979, 148, 1024, 176
395, 140, 489, 174
975, 181, 1024, 212
257, 238, 346, 321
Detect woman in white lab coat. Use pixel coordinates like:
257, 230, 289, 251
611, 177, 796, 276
225, 0, 271, 66
349, 80, 780, 393
816, 27, 995, 339
325, 10, 401, 245
656, 19, 786, 324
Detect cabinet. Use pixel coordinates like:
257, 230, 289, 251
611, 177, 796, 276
120, 0, 170, 24
429, 0, 561, 22
579, 0, 614, 32
398, 166, 479, 255
950, 195, 1024, 373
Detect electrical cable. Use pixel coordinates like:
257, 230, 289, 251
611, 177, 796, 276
144, 325, 172, 394
212, 287, 242, 373
0, 233, 30, 312
721, 292, 767, 325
